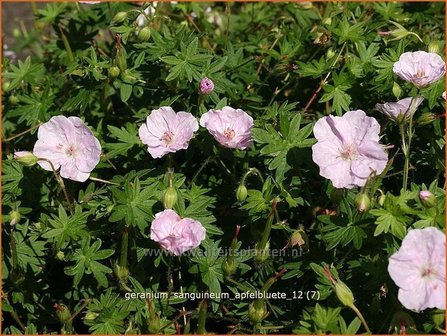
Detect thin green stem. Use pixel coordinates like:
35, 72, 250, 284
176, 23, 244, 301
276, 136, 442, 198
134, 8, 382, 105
400, 96, 419, 192
89, 176, 119, 185
10, 227, 19, 271
58, 25, 74, 63
350, 304, 371, 334
197, 299, 207, 334
37, 158, 74, 215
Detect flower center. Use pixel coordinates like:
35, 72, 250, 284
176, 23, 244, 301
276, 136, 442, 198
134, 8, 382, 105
340, 145, 357, 160
223, 128, 236, 140
415, 70, 425, 78
65, 144, 77, 157
421, 267, 433, 278
161, 131, 174, 146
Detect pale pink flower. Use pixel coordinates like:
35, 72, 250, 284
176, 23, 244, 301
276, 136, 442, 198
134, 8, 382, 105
375, 97, 424, 122
442, 91, 446, 100
138, 106, 199, 158
312, 110, 388, 189
388, 227, 445, 312
393, 51, 445, 88
199, 106, 253, 149
199, 77, 214, 95
150, 209, 206, 256
33, 116, 101, 182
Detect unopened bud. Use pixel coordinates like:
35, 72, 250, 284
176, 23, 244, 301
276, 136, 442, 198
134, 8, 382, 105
378, 190, 386, 207
13, 151, 38, 167
417, 112, 436, 126
116, 45, 128, 72
392, 81, 402, 99
254, 241, 270, 264
55, 250, 65, 261
8, 95, 18, 105
84, 311, 99, 320
113, 11, 128, 23
199, 77, 214, 95
431, 309, 445, 327
222, 258, 237, 277
2, 81, 10, 92
9, 210, 21, 226
428, 41, 441, 54
355, 193, 370, 212
419, 190, 436, 208
114, 263, 130, 281
108, 66, 120, 79
248, 299, 266, 323
138, 27, 151, 42
54, 303, 71, 324
334, 280, 355, 307
290, 228, 308, 251
163, 186, 178, 209
12, 28, 21, 39
236, 184, 248, 202
326, 48, 336, 61
147, 311, 161, 334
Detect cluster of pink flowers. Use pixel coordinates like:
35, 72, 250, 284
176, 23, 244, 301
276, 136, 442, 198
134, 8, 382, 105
150, 209, 206, 256
388, 227, 445, 312
139, 105, 253, 158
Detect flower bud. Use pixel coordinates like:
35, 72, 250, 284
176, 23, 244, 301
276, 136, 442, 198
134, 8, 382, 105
54, 303, 71, 324
13, 151, 38, 167
148, 314, 161, 334
431, 309, 445, 327
163, 186, 178, 209
419, 190, 436, 208
12, 28, 21, 39
114, 263, 130, 281
113, 11, 128, 23
334, 280, 355, 308
108, 66, 120, 79
325, 48, 336, 61
378, 190, 386, 207
428, 41, 441, 54
322, 17, 332, 26
248, 299, 266, 323
116, 45, 127, 72
236, 184, 248, 202
416, 112, 436, 126
222, 258, 237, 277
84, 311, 99, 320
138, 27, 151, 42
392, 81, 402, 99
55, 250, 65, 261
355, 193, 370, 212
8, 95, 18, 105
254, 241, 270, 264
199, 77, 214, 95
9, 210, 21, 226
2, 81, 10, 92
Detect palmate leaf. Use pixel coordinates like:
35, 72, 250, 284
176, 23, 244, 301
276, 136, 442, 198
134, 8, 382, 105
253, 105, 316, 182
84, 288, 130, 334
64, 237, 115, 288
2, 57, 45, 91
2, 160, 24, 198
104, 123, 141, 159
42, 205, 89, 249
109, 177, 158, 232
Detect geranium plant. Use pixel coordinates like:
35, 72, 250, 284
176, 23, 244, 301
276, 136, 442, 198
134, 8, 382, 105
1, 1, 445, 334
